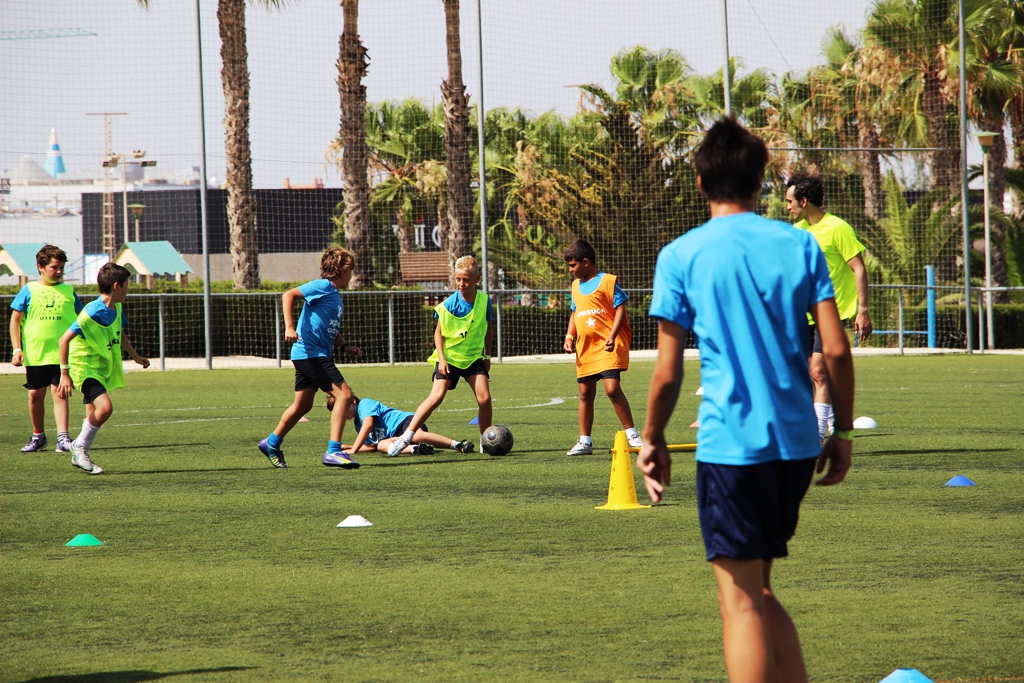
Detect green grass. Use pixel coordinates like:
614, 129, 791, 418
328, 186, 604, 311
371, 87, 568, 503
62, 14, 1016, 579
2, 356, 1023, 683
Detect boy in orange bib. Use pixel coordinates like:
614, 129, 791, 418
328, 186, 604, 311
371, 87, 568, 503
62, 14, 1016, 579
562, 239, 641, 455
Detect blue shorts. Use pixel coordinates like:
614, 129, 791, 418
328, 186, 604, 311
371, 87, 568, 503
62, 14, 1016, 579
577, 369, 622, 383
696, 458, 817, 561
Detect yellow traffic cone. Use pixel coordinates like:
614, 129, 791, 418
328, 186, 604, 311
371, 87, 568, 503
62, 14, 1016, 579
596, 430, 651, 510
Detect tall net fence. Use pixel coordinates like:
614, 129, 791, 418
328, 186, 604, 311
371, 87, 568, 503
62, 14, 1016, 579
3, 0, 1022, 359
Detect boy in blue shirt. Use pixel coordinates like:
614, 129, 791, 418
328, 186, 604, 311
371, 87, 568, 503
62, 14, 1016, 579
9, 245, 84, 453
331, 396, 475, 456
637, 118, 855, 683
258, 247, 362, 469
387, 255, 494, 456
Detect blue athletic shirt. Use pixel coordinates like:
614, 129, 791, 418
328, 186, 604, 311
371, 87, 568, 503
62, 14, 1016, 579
434, 291, 494, 321
290, 279, 343, 360
569, 273, 628, 311
649, 212, 834, 466
11, 284, 85, 315
357, 398, 413, 445
69, 298, 127, 337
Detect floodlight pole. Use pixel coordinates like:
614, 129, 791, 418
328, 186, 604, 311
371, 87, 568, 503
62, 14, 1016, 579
475, 0, 489, 294
979, 136, 994, 349
721, 0, 732, 116
958, 0, 973, 352
195, 0, 212, 369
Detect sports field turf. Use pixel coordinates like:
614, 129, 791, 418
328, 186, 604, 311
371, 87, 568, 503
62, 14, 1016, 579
2, 355, 1023, 683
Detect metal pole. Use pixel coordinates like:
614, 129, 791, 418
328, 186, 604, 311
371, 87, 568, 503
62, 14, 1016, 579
475, 0, 489, 293
122, 162, 129, 247
978, 292, 985, 353
158, 295, 166, 371
195, 0, 213, 369
387, 293, 395, 366
897, 287, 904, 355
495, 292, 503, 361
721, 0, 732, 116
926, 265, 936, 348
275, 295, 282, 368
958, 0, 973, 352
982, 150, 994, 349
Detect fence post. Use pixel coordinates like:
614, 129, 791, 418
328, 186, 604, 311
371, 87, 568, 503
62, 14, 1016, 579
897, 286, 904, 355
495, 292, 503, 362
978, 292, 985, 353
158, 295, 166, 371
926, 266, 936, 348
387, 293, 395, 366
275, 294, 282, 368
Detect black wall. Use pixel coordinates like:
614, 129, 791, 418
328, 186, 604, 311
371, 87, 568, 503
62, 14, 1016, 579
82, 188, 345, 255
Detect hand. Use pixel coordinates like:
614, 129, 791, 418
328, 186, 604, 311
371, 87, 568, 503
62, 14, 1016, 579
343, 344, 362, 358
815, 435, 852, 486
437, 359, 450, 377
855, 309, 872, 342
604, 337, 615, 352
135, 356, 151, 369
58, 374, 74, 399
636, 439, 671, 503
12, 349, 24, 367
284, 326, 298, 343
563, 337, 575, 354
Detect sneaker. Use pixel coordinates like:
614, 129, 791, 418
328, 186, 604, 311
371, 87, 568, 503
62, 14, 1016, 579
70, 442, 103, 474
387, 433, 412, 458
566, 440, 593, 456
20, 434, 48, 452
55, 436, 74, 453
454, 440, 474, 454
257, 438, 287, 468
411, 443, 435, 455
627, 434, 643, 449
322, 451, 360, 469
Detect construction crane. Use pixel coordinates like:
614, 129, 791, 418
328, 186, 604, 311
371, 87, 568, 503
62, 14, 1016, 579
0, 28, 96, 41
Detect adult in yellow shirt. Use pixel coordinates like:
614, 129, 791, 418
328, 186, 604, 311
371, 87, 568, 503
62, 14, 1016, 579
786, 172, 872, 440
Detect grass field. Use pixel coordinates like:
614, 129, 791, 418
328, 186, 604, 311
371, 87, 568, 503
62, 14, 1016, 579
2, 355, 1023, 683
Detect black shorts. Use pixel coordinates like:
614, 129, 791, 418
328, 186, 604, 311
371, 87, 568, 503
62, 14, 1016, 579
696, 458, 817, 561
432, 358, 488, 390
24, 364, 61, 390
577, 369, 623, 384
80, 378, 108, 404
293, 357, 345, 393
395, 415, 427, 436
807, 319, 850, 356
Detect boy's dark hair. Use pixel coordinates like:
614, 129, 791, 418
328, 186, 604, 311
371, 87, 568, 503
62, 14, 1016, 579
786, 171, 825, 208
563, 239, 597, 264
694, 117, 769, 202
36, 244, 68, 269
320, 246, 355, 279
97, 263, 132, 294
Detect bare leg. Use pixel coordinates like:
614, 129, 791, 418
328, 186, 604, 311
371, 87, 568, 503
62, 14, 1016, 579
50, 383, 70, 433
407, 378, 450, 433
809, 353, 829, 404
88, 393, 115, 428
603, 377, 636, 430
28, 387, 46, 433
274, 388, 317, 439
577, 378, 596, 437
327, 382, 354, 443
411, 429, 461, 449
762, 561, 808, 683
467, 373, 492, 435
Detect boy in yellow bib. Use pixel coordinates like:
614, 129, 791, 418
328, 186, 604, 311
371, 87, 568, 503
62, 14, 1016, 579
9, 245, 84, 453
562, 239, 641, 455
57, 263, 150, 474
388, 255, 494, 456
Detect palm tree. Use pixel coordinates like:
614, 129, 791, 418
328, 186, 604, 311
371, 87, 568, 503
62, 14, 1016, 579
337, 0, 373, 288
441, 0, 474, 283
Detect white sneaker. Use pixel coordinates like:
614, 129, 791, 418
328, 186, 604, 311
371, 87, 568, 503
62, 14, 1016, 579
566, 440, 593, 456
71, 442, 103, 475
387, 433, 412, 457
627, 434, 643, 449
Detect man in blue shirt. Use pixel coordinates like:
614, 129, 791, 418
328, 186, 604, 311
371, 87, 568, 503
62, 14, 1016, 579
638, 118, 855, 683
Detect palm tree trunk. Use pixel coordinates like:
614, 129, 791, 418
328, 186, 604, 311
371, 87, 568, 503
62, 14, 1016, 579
858, 117, 883, 221
218, 0, 260, 290
442, 0, 474, 285
1009, 94, 1024, 217
922, 66, 957, 191
337, 0, 373, 289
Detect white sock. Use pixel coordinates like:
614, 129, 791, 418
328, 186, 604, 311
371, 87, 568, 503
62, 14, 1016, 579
76, 419, 100, 449
625, 427, 639, 439
827, 405, 834, 435
400, 429, 414, 444
814, 403, 829, 441
450, 439, 460, 449
579, 435, 592, 446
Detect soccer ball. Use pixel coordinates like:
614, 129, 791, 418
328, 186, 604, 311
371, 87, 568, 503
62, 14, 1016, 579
480, 424, 514, 456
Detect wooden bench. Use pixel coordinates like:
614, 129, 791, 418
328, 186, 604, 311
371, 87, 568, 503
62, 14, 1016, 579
398, 251, 449, 285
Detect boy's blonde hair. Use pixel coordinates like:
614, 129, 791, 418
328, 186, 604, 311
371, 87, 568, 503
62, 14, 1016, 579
320, 247, 355, 279
454, 255, 479, 276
